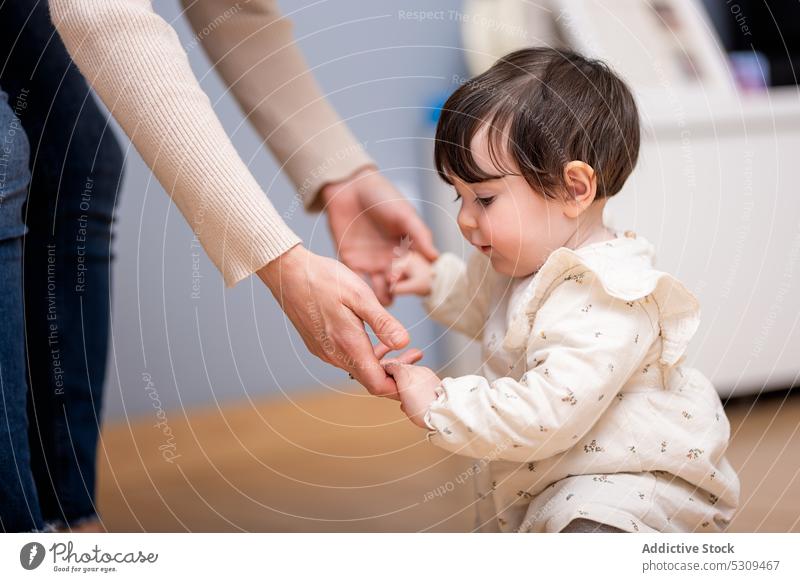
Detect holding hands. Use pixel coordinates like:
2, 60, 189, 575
383, 360, 442, 428
388, 250, 435, 297
375, 341, 442, 429
321, 166, 438, 305
380, 241, 441, 427
312, 165, 442, 419
259, 168, 438, 399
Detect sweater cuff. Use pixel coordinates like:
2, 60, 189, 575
289, 132, 375, 213
193, 193, 303, 288
219, 229, 302, 289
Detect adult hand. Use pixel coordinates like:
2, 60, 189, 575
321, 166, 438, 305
258, 244, 409, 398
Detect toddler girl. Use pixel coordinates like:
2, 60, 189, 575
384, 47, 739, 533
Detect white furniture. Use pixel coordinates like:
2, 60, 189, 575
609, 87, 800, 397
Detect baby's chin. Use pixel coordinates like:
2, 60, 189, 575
489, 254, 540, 278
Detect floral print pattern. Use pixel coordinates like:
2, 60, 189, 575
420, 233, 739, 533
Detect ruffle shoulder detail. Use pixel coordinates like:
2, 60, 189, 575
503, 236, 700, 367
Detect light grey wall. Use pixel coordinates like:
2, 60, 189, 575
102, 0, 468, 420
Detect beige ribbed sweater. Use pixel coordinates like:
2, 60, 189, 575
49, 0, 373, 286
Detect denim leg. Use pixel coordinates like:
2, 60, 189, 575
0, 88, 42, 532
23, 120, 122, 528
1, 1, 124, 528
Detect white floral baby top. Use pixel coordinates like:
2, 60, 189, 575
422, 231, 740, 533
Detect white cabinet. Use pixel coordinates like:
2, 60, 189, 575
608, 88, 800, 396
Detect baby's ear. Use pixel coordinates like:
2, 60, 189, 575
562, 161, 598, 218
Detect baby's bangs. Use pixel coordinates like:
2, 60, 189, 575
434, 96, 520, 185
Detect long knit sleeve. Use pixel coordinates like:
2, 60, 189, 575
423, 251, 497, 340
49, 0, 308, 286
180, 0, 374, 211
424, 273, 658, 462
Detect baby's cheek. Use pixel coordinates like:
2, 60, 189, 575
500, 227, 526, 253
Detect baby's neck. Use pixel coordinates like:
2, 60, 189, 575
564, 200, 614, 250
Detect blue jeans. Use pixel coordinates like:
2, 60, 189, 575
0, 88, 37, 531
0, 0, 124, 531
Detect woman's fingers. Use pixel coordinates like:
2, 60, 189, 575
339, 307, 401, 400
400, 213, 439, 262
257, 245, 425, 403
373, 341, 392, 360
259, 247, 403, 400
392, 278, 428, 295
370, 272, 392, 306
349, 283, 409, 350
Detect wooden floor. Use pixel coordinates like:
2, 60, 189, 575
97, 385, 800, 532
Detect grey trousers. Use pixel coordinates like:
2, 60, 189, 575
560, 518, 626, 533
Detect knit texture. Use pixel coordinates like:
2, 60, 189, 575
49, 0, 373, 286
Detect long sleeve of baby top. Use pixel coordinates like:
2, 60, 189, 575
421, 233, 739, 533
422, 251, 499, 340
48, 0, 373, 286
425, 260, 656, 462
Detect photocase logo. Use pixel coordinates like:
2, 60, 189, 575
20, 542, 46, 570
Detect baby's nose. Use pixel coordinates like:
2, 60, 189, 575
457, 208, 479, 232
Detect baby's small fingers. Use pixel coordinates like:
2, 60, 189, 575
388, 272, 404, 295
382, 348, 422, 368
383, 361, 411, 385
396, 348, 423, 365
382, 359, 401, 375
389, 254, 413, 283
393, 278, 427, 295
389, 252, 408, 272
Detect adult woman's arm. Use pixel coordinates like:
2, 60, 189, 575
48, 0, 410, 395
179, 0, 373, 211
49, 0, 298, 286
180, 0, 438, 303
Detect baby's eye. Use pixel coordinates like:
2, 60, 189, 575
476, 196, 495, 207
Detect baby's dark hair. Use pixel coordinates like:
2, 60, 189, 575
434, 47, 640, 200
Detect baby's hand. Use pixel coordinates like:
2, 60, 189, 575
383, 361, 441, 428
389, 251, 434, 296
